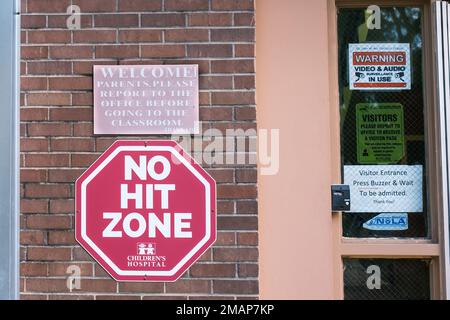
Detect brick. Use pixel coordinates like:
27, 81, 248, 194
96, 295, 141, 300
163, 59, 209, 73
95, 138, 115, 151
26, 215, 71, 229
119, 30, 162, 43
235, 107, 256, 121
94, 14, 139, 27
165, 0, 209, 11
49, 199, 74, 214
21, 169, 47, 183
73, 61, 112, 75
141, 45, 185, 58
166, 280, 210, 294
211, 59, 254, 73
21, 16, 46, 30
217, 201, 234, 214
143, 296, 187, 300
21, 46, 48, 59
236, 200, 257, 214
211, 28, 254, 42
234, 13, 255, 26
25, 154, 70, 167
25, 278, 67, 292
73, 30, 116, 43
96, 45, 139, 58
48, 77, 92, 90
234, 75, 255, 89
218, 216, 257, 230
216, 232, 235, 246
21, 262, 47, 276
199, 76, 232, 90
27, 61, 72, 75
212, 92, 255, 105
199, 92, 210, 105
72, 92, 93, 105
21, 138, 49, 152
94, 264, 110, 277
188, 13, 232, 26
78, 279, 117, 293
206, 169, 233, 183
71, 153, 101, 167
238, 264, 258, 277
21, 199, 48, 214
49, 108, 93, 121
213, 280, 258, 294
235, 44, 254, 57
51, 138, 94, 152
118, 0, 162, 12
27, 0, 71, 13
189, 296, 231, 300
21, 77, 47, 91
48, 168, 84, 182
165, 29, 209, 42
73, 123, 93, 136
237, 232, 258, 246
236, 169, 256, 183
28, 123, 72, 136
21, 231, 46, 246
141, 14, 185, 27
218, 185, 257, 199
48, 263, 93, 276
50, 46, 94, 59
48, 295, 94, 300
213, 248, 258, 262
28, 30, 71, 44
211, 0, 254, 11
48, 15, 92, 28
25, 184, 70, 198
72, 0, 116, 12
27, 93, 71, 106
21, 294, 47, 300
27, 247, 71, 261
187, 44, 232, 57
200, 107, 232, 121
48, 231, 76, 245
118, 283, 164, 293
190, 264, 235, 278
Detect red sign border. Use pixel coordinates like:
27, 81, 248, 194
75, 140, 216, 282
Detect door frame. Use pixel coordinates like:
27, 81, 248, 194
328, 0, 444, 299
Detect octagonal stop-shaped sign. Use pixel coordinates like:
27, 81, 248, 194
75, 140, 216, 281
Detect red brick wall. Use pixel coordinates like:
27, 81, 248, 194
20, 0, 257, 300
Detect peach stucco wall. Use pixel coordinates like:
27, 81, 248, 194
257, 0, 336, 299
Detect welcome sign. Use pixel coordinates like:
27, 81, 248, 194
94, 65, 199, 135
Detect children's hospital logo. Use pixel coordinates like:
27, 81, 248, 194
137, 243, 156, 256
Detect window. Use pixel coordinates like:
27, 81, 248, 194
337, 7, 429, 238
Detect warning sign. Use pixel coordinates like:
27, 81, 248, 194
349, 43, 411, 90
356, 103, 404, 164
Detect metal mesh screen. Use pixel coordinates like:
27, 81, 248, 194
337, 7, 429, 238
344, 258, 431, 300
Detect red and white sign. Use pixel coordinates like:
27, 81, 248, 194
349, 43, 411, 90
75, 140, 216, 282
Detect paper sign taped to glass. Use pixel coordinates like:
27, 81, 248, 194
356, 103, 404, 164
349, 43, 411, 90
344, 165, 423, 213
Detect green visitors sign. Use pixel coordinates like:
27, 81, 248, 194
356, 103, 404, 164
